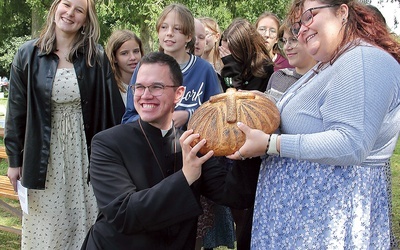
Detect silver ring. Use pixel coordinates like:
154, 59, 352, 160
238, 150, 245, 161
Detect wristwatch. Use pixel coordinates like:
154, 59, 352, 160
267, 134, 280, 156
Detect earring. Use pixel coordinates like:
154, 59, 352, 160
81, 27, 85, 35
342, 18, 346, 24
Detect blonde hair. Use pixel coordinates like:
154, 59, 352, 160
199, 17, 223, 72
36, 0, 100, 67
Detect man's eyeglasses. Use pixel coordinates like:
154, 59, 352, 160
131, 83, 177, 97
257, 27, 277, 38
291, 4, 339, 36
278, 37, 299, 50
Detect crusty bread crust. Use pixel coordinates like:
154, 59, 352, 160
187, 88, 280, 156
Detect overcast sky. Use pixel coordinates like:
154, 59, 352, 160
370, 0, 399, 34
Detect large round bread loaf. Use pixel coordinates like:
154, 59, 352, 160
187, 88, 280, 156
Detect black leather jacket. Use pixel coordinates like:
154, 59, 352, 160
4, 39, 125, 189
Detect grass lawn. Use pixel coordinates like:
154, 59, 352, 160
0, 197, 21, 250
392, 139, 400, 241
0, 158, 21, 249
0, 138, 400, 248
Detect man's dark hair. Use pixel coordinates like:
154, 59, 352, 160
138, 52, 183, 87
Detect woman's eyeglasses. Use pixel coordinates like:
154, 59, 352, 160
291, 4, 339, 36
278, 37, 299, 50
131, 83, 177, 97
257, 27, 277, 38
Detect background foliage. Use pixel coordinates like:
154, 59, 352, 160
0, 0, 292, 77
0, 0, 398, 77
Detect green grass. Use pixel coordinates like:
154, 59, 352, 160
0, 231, 20, 250
0, 157, 22, 249
392, 140, 400, 242
0, 197, 21, 228
1, 141, 400, 249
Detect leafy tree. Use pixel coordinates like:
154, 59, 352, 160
0, 35, 31, 78
0, 0, 31, 42
96, 0, 290, 53
0, 0, 31, 76
1, 0, 399, 76
96, 0, 164, 52
26, 0, 53, 38
224, 0, 290, 23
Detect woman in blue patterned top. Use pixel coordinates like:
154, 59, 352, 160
227, 0, 400, 248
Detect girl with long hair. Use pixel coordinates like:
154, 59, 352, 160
6, 0, 124, 248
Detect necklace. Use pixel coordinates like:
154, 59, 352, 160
138, 119, 177, 178
55, 49, 70, 62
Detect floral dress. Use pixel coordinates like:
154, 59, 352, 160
22, 68, 98, 249
251, 156, 390, 249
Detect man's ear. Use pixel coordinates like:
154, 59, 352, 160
174, 86, 186, 104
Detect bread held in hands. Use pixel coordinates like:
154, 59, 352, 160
187, 88, 280, 156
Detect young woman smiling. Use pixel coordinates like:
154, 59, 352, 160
228, 0, 400, 248
6, 0, 124, 248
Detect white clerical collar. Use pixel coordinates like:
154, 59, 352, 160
160, 122, 174, 137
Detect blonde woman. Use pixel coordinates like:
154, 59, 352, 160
5, 0, 124, 248
199, 17, 223, 73
229, 0, 400, 248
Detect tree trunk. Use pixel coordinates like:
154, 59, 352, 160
31, 8, 44, 38
140, 23, 155, 54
